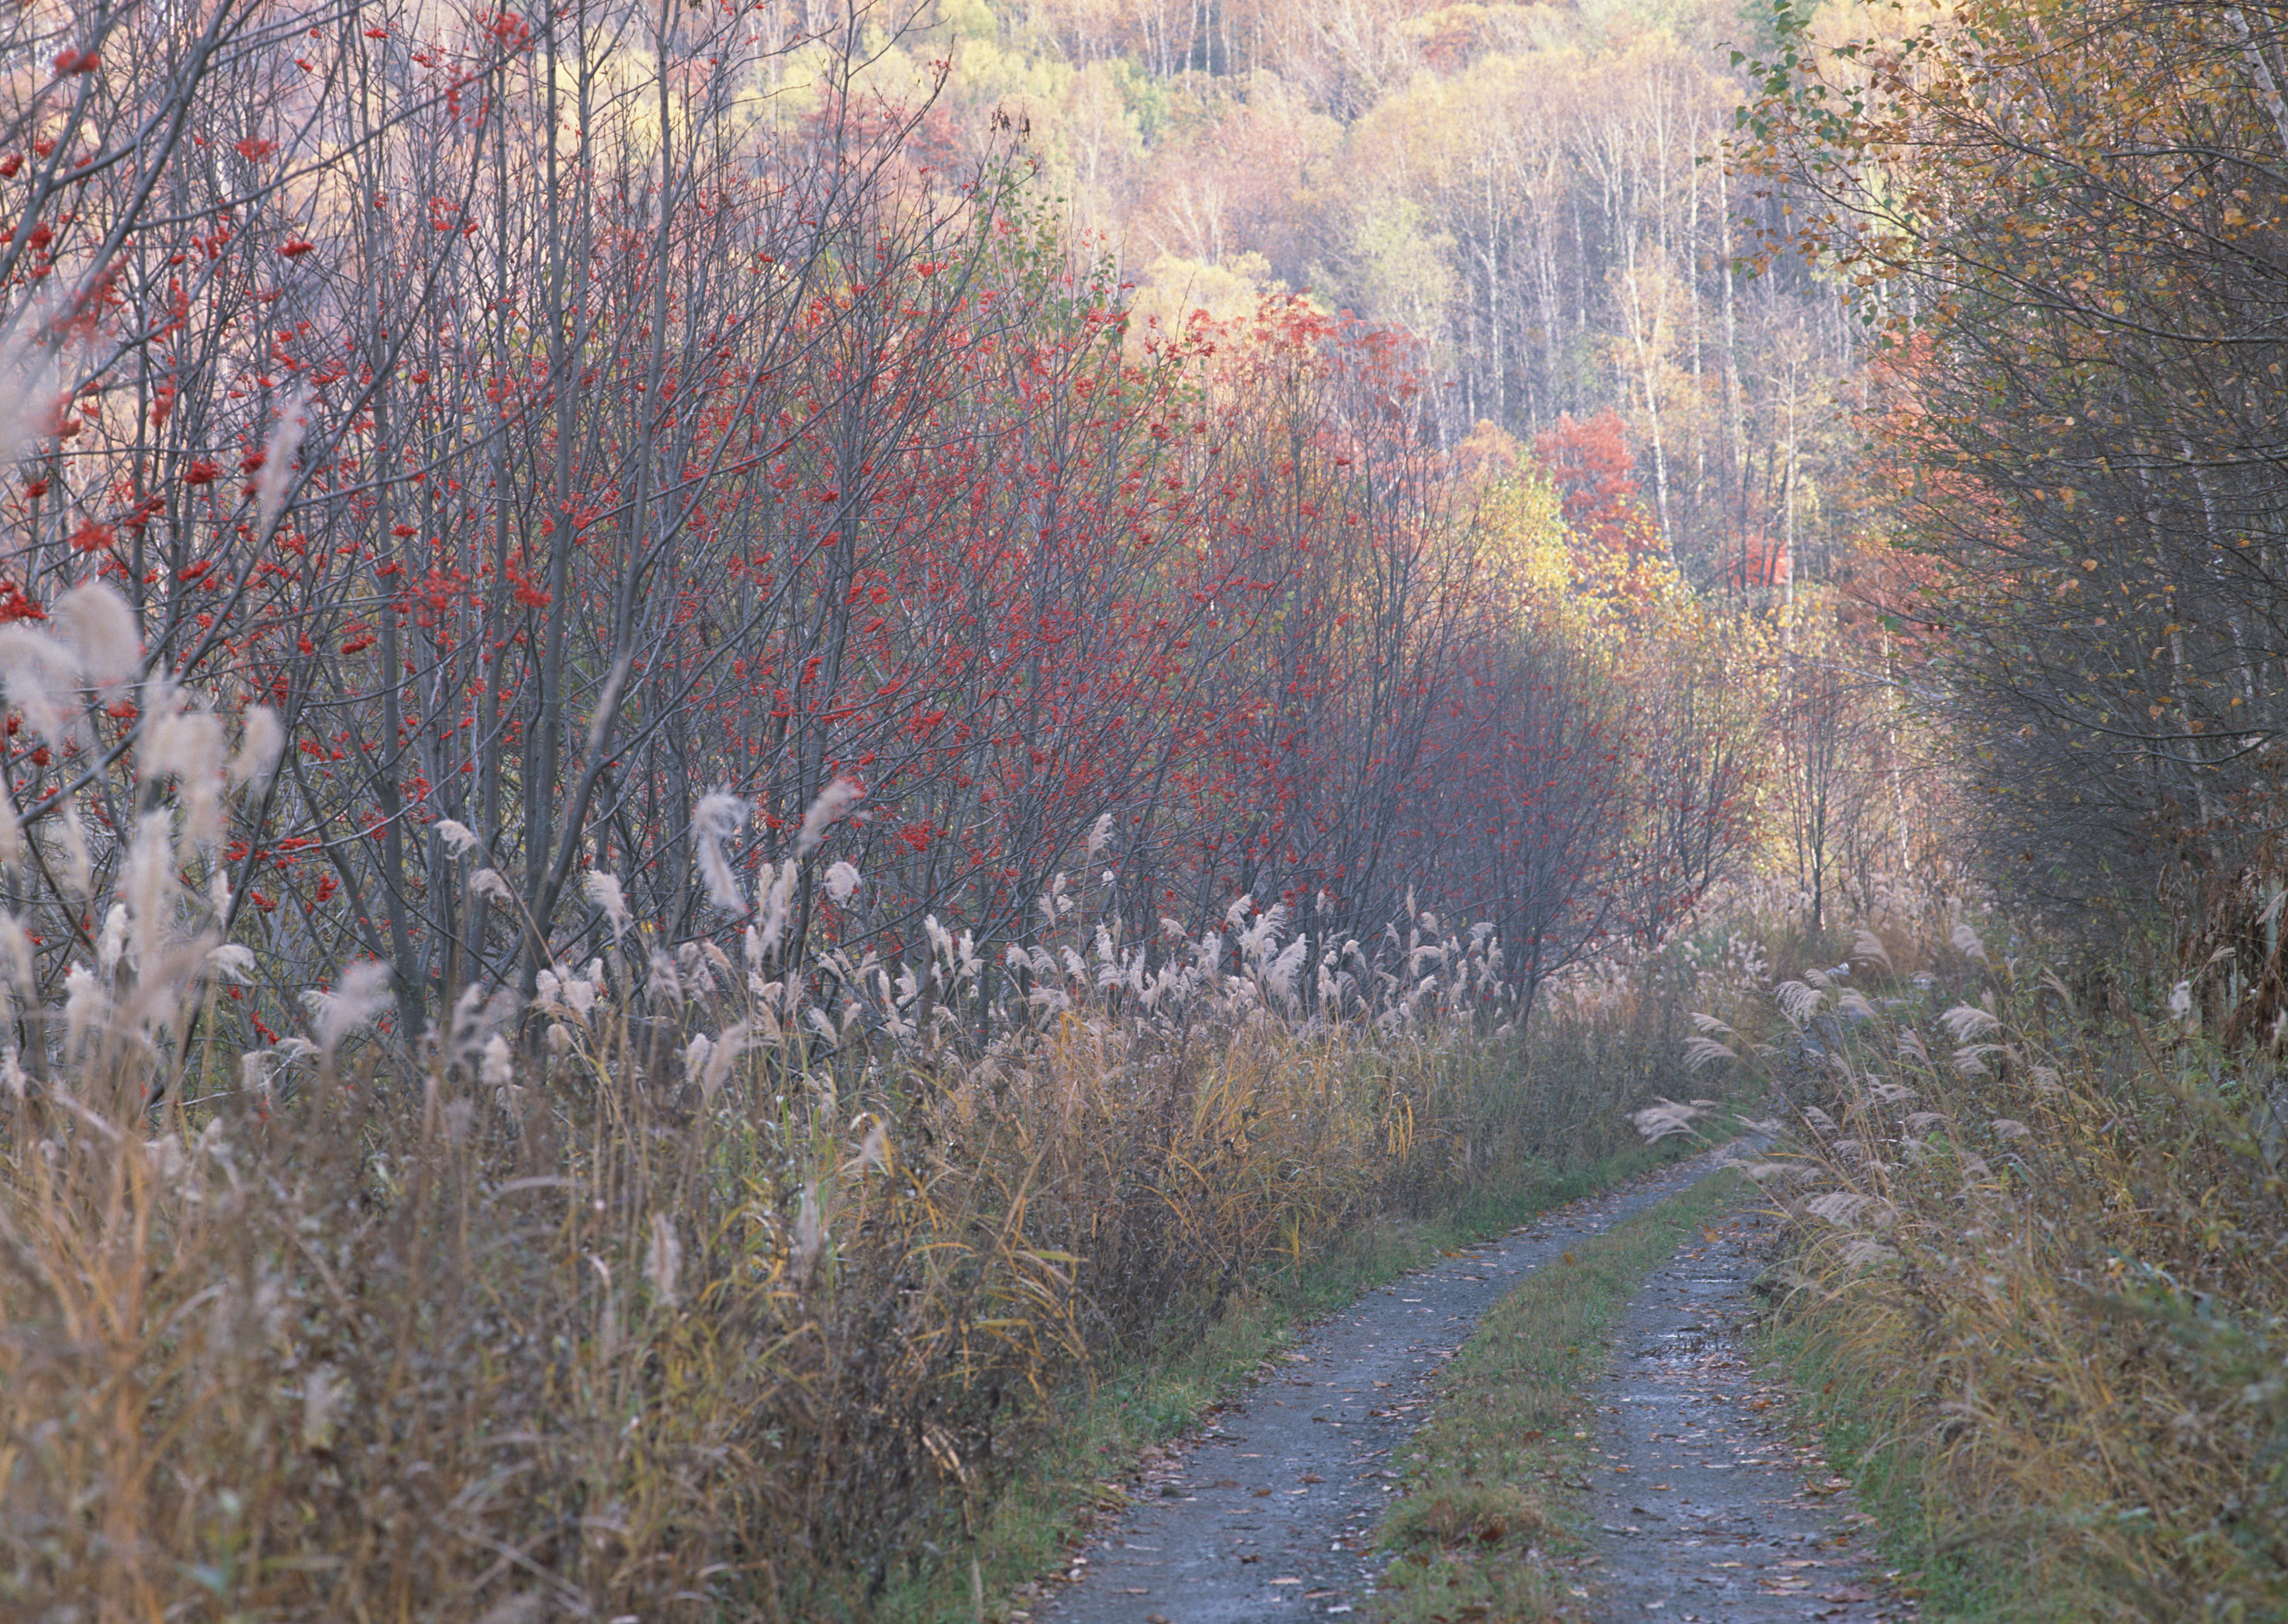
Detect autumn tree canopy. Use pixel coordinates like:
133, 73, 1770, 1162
1745, 0, 2288, 918
0, 0, 1762, 1058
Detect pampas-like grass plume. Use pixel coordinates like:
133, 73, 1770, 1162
304, 961, 394, 1055
793, 1182, 824, 1284
56, 807, 91, 898
795, 777, 860, 857
645, 1213, 682, 1310
229, 707, 284, 790
0, 625, 81, 745
1632, 1097, 1717, 1142
583, 870, 630, 941
692, 790, 748, 912
436, 820, 480, 858
1940, 1003, 2002, 1042
140, 692, 226, 848
50, 581, 140, 691
62, 963, 107, 1052
755, 859, 797, 959
1775, 978, 1823, 1028
1802, 1190, 1876, 1225
254, 385, 311, 537
0, 312, 60, 467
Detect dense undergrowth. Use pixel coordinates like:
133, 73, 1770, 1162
0, 865, 1755, 1622
1700, 914, 2288, 1622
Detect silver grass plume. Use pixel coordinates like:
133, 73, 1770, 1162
254, 385, 312, 538
304, 961, 395, 1056
692, 790, 749, 912
796, 777, 861, 857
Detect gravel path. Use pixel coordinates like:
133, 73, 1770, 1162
1035, 1145, 1757, 1624
1584, 1208, 1913, 1622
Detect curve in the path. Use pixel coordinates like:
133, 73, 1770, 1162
1037, 1144, 1758, 1624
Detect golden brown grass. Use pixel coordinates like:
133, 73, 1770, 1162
0, 921, 1726, 1621
1709, 917, 2288, 1621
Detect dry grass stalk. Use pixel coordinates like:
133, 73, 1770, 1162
1689, 917, 2288, 1619
0, 817, 1743, 1617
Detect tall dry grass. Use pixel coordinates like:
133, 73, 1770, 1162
0, 648, 1739, 1621
1688, 911, 2288, 1620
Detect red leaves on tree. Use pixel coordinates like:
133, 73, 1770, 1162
0, 579, 42, 623
1533, 409, 1656, 556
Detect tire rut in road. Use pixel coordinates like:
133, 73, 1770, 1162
1035, 1145, 1754, 1624
1583, 1208, 1915, 1622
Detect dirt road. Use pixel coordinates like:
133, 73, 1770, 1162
1583, 1210, 1909, 1622
1038, 1145, 1754, 1624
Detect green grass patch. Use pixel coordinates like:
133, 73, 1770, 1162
874, 1138, 1714, 1624
1366, 1168, 1744, 1624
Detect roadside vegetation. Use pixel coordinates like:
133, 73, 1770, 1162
1691, 915, 2288, 1622
1733, 3, 2288, 1616
0, 867, 1766, 1619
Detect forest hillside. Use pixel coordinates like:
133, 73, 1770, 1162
878, 0, 1866, 596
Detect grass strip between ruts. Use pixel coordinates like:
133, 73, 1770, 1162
1366, 1166, 1746, 1624
873, 1138, 1717, 1624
